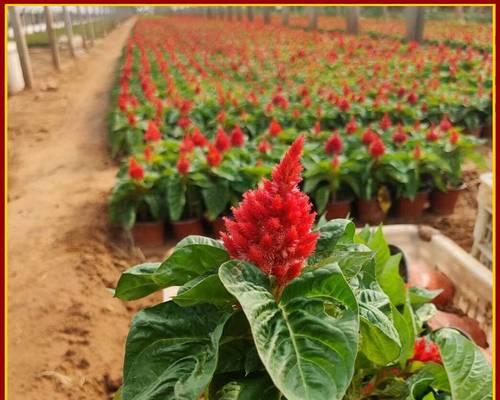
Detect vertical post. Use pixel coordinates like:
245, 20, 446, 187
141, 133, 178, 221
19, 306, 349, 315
455, 6, 465, 23
246, 6, 254, 22
77, 6, 88, 50
44, 7, 61, 71
307, 7, 318, 31
62, 6, 76, 57
9, 6, 34, 89
86, 6, 95, 46
346, 6, 359, 35
383, 6, 389, 20
282, 6, 290, 26
405, 6, 425, 43
226, 6, 233, 21
263, 6, 271, 24
235, 6, 242, 21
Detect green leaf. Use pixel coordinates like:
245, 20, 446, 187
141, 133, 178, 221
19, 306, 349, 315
203, 181, 230, 220
114, 263, 161, 301
123, 302, 231, 400
406, 362, 450, 400
215, 375, 280, 400
309, 219, 355, 264
219, 261, 359, 400
433, 328, 492, 400
327, 243, 373, 279
173, 274, 234, 307
414, 303, 437, 331
409, 287, 442, 305
114, 237, 228, 300
314, 185, 330, 214
167, 175, 186, 221
379, 254, 406, 306
392, 300, 416, 365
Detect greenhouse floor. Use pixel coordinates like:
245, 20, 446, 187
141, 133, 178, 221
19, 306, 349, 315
6, 18, 491, 400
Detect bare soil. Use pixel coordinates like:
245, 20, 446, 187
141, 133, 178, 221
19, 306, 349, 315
6, 17, 491, 400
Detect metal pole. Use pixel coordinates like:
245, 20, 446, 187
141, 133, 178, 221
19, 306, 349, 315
86, 6, 95, 46
44, 7, 61, 71
263, 6, 271, 24
307, 7, 318, 31
246, 6, 254, 22
77, 6, 88, 50
346, 6, 359, 35
282, 6, 290, 26
9, 6, 34, 89
62, 6, 76, 57
405, 6, 425, 43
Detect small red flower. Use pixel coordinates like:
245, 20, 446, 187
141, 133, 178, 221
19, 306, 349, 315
411, 337, 442, 364
222, 136, 318, 286
179, 135, 195, 153
331, 154, 340, 170
215, 127, 231, 153
207, 144, 222, 167
392, 125, 408, 144
449, 129, 460, 145
144, 145, 153, 162
346, 117, 357, 135
269, 119, 282, 137
380, 112, 392, 130
338, 97, 350, 112
258, 139, 272, 154
369, 138, 385, 159
426, 126, 440, 142
230, 125, 245, 147
178, 116, 191, 130
192, 128, 207, 147
407, 92, 418, 105
128, 158, 144, 180
314, 121, 321, 135
440, 115, 452, 132
145, 120, 161, 142
362, 126, 377, 145
325, 131, 343, 155
176, 155, 190, 176
127, 112, 137, 127
292, 108, 301, 119
413, 144, 422, 160
216, 110, 226, 123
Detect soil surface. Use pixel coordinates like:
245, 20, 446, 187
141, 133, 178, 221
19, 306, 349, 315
7, 19, 162, 400
6, 17, 491, 400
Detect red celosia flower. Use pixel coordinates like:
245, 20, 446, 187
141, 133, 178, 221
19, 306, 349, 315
346, 117, 357, 134
369, 138, 385, 159
362, 126, 377, 145
128, 157, 144, 180
407, 92, 418, 105
380, 112, 392, 130
269, 119, 282, 137
449, 129, 460, 145
258, 139, 272, 154
206, 144, 222, 167
292, 108, 301, 119
145, 120, 161, 142
426, 126, 440, 142
215, 127, 231, 153
192, 128, 207, 147
392, 125, 408, 144
230, 125, 245, 147
314, 121, 321, 135
338, 97, 350, 112
440, 115, 452, 132
179, 135, 195, 153
217, 110, 226, 123
411, 337, 442, 364
144, 145, 153, 162
176, 155, 190, 176
325, 131, 343, 155
127, 112, 137, 127
221, 136, 319, 286
178, 116, 191, 130
413, 144, 422, 160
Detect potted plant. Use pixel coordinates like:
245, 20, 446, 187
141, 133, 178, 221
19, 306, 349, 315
113, 137, 491, 400
430, 130, 484, 215
109, 157, 167, 247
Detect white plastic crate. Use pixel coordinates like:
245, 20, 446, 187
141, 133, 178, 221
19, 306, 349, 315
472, 173, 493, 269
383, 224, 492, 347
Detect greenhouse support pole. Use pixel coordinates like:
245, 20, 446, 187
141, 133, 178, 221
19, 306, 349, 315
9, 6, 34, 89
346, 7, 359, 35
247, 6, 254, 22
86, 7, 95, 46
282, 6, 290, 26
44, 6, 61, 71
307, 6, 318, 31
77, 6, 88, 50
235, 6, 242, 21
226, 6, 233, 21
405, 6, 425, 43
263, 6, 271, 24
63, 6, 76, 57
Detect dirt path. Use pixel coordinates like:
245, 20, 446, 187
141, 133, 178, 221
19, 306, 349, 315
7, 18, 157, 400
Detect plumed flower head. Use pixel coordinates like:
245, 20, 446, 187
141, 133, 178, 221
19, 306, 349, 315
215, 127, 231, 153
230, 125, 245, 147
411, 337, 442, 364
207, 144, 222, 168
128, 157, 144, 180
369, 138, 385, 159
392, 125, 408, 144
221, 136, 319, 287
325, 131, 343, 155
380, 112, 392, 130
176, 155, 190, 176
145, 120, 161, 142
269, 119, 282, 137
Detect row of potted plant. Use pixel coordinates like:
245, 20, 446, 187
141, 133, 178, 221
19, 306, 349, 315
112, 137, 491, 400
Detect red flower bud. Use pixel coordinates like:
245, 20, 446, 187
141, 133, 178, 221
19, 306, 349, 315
258, 139, 272, 154
440, 115, 452, 132
380, 112, 392, 130
176, 155, 190, 175
128, 157, 144, 180
369, 138, 385, 159
346, 116, 357, 134
411, 337, 442, 364
206, 145, 222, 167
145, 120, 161, 142
215, 127, 231, 153
325, 131, 343, 155
192, 128, 207, 147
230, 125, 245, 147
426, 126, 440, 142
362, 127, 377, 145
392, 125, 408, 144
413, 144, 422, 160
449, 129, 460, 145
269, 119, 282, 137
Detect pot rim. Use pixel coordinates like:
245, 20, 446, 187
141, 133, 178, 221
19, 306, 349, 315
133, 220, 164, 227
171, 217, 203, 226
